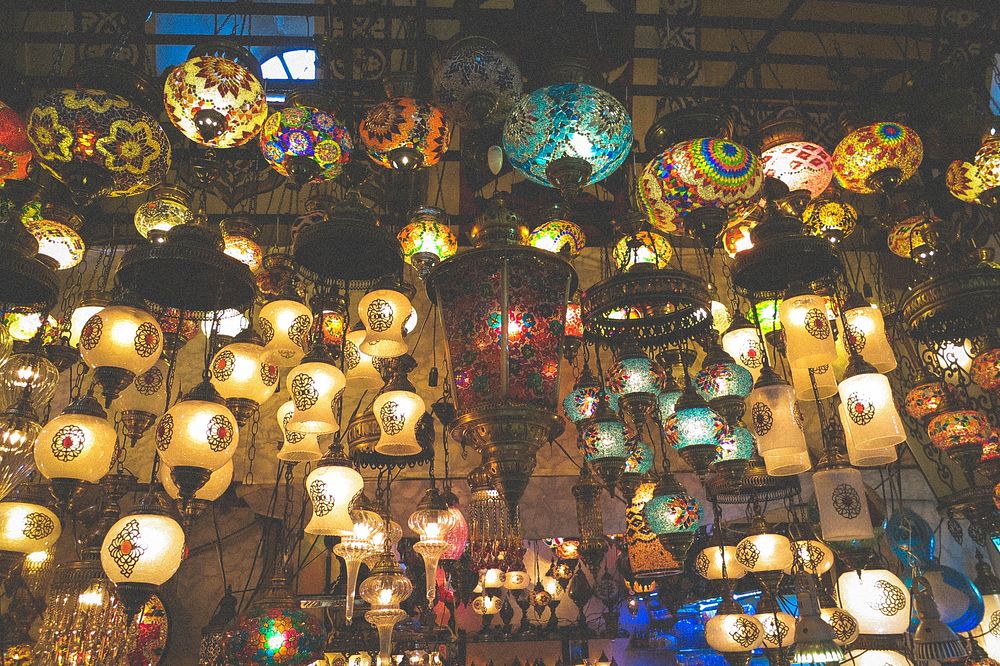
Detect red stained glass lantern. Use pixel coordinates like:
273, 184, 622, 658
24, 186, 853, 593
0, 101, 32, 184
427, 194, 577, 515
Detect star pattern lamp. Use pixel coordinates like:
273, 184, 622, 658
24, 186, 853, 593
832, 122, 923, 193
163, 42, 268, 147
397, 206, 457, 279
359, 93, 450, 170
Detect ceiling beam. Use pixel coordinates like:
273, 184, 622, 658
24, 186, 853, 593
723, 0, 807, 88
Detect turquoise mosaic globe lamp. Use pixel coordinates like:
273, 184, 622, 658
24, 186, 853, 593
607, 344, 666, 426
503, 82, 632, 199
643, 473, 702, 561
663, 381, 729, 476
578, 394, 628, 494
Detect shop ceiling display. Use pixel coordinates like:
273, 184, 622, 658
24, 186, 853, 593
0, 4, 998, 666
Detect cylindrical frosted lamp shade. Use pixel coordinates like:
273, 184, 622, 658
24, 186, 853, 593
791, 364, 838, 401
100, 512, 185, 585
844, 305, 897, 373
287, 361, 345, 434
79, 305, 163, 375
840, 404, 898, 467
161, 460, 233, 501
304, 464, 364, 536
155, 398, 239, 472
779, 293, 836, 369
694, 545, 747, 580
259, 299, 312, 367
762, 449, 812, 476
0, 501, 60, 553
359, 289, 411, 358
210, 342, 278, 404
836, 569, 911, 634
722, 327, 765, 382
705, 612, 765, 652
838, 371, 906, 450
748, 381, 807, 460
373, 390, 425, 456
35, 411, 115, 483
813, 466, 874, 543
344, 328, 384, 388
276, 400, 322, 462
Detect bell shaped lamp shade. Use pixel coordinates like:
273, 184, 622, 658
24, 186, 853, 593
35, 395, 115, 484
779, 290, 836, 370
161, 459, 233, 502
258, 298, 312, 368
0, 499, 60, 553
154, 382, 239, 473
163, 45, 268, 148
694, 545, 747, 580
287, 358, 345, 435
275, 400, 323, 462
722, 314, 766, 383
305, 452, 364, 537
838, 357, 906, 451
373, 386, 425, 457
836, 569, 911, 634
812, 466, 875, 543
344, 326, 384, 389
791, 363, 839, 401
832, 122, 923, 194
210, 339, 279, 406
358, 288, 411, 359
705, 599, 765, 654
747, 367, 807, 469
842, 297, 896, 373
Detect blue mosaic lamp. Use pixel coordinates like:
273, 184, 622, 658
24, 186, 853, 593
711, 422, 755, 478
643, 472, 702, 560
657, 372, 683, 422
662, 382, 729, 476
502, 82, 632, 199
695, 343, 753, 432
618, 437, 655, 501
579, 393, 628, 494
563, 364, 620, 427
607, 344, 666, 425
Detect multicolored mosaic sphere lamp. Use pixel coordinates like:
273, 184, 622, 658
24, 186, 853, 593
397, 206, 456, 279
260, 89, 352, 184
832, 121, 923, 194
227, 573, 326, 666
432, 35, 522, 129
579, 393, 628, 494
0, 100, 32, 185
662, 381, 729, 476
606, 344, 665, 426
359, 75, 450, 170
163, 41, 268, 147
642, 472, 702, 561
503, 80, 632, 199
758, 115, 833, 199
527, 203, 587, 258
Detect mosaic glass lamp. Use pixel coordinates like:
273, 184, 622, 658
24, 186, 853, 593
163, 42, 268, 148
606, 344, 666, 424
28, 85, 170, 204
528, 203, 586, 258
19, 202, 85, 270
802, 197, 857, 244
638, 138, 763, 247
260, 89, 352, 184
0, 100, 31, 184
397, 206, 456, 279
432, 36, 522, 129
134, 184, 193, 241
643, 473, 702, 561
832, 121, 923, 194
662, 382, 729, 475
503, 82, 632, 197
612, 231, 673, 271
579, 395, 628, 493
359, 91, 450, 170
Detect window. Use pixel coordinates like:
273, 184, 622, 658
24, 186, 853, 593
260, 49, 316, 81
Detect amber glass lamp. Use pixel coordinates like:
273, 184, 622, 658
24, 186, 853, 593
35, 394, 116, 501
528, 203, 586, 258
134, 184, 193, 241
612, 231, 673, 271
117, 360, 168, 440
398, 206, 456, 279
0, 488, 61, 554
344, 324, 384, 389
0, 394, 41, 502
304, 447, 364, 537
20, 202, 85, 270
259, 295, 312, 368
155, 380, 239, 499
100, 493, 185, 617
0, 350, 59, 411
78, 303, 163, 406
779, 285, 836, 370
220, 216, 263, 273
373, 355, 425, 456
706, 595, 765, 666
359, 552, 412, 663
